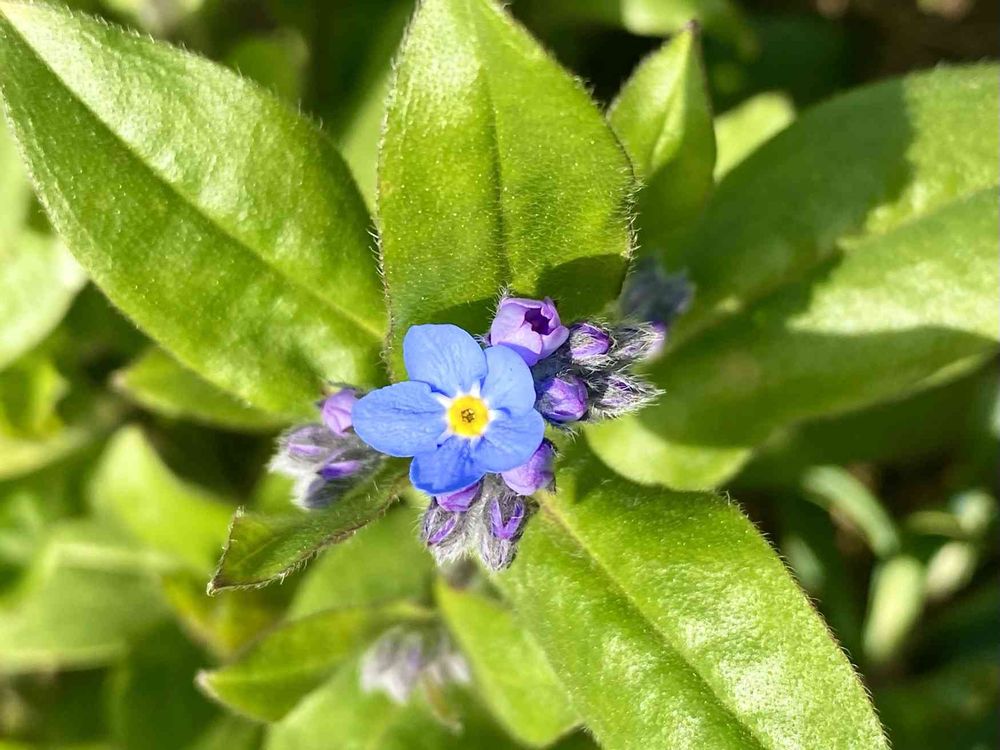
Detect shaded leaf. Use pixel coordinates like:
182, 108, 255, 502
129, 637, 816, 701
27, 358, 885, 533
0, 2, 386, 415
498, 448, 887, 749
436, 581, 578, 747
589, 186, 999, 489
114, 348, 287, 432
198, 603, 428, 721
89, 427, 233, 574
671, 65, 998, 338
609, 26, 715, 253
288, 505, 433, 619
107, 624, 216, 750
209, 459, 408, 593
378, 0, 634, 374
0, 522, 169, 673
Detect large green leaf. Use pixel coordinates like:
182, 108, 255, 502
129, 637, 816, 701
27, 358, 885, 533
589, 185, 999, 489
670, 65, 997, 337
0, 2, 386, 415
608, 26, 715, 254
436, 581, 578, 747
590, 66, 999, 488
378, 0, 634, 374
209, 459, 408, 593
288, 506, 433, 618
114, 348, 287, 432
0, 522, 170, 673
499, 448, 887, 749
198, 603, 427, 722
89, 427, 233, 575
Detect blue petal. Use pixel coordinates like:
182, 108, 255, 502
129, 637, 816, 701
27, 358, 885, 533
404, 324, 487, 397
480, 345, 537, 416
352, 381, 444, 457
410, 437, 487, 495
472, 410, 545, 473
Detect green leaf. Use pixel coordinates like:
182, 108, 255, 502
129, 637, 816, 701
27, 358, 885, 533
802, 467, 899, 558
288, 506, 433, 619
0, 118, 31, 239
189, 717, 263, 750
89, 427, 233, 574
608, 26, 715, 254
713, 92, 795, 179
266, 657, 519, 750
436, 581, 578, 747
0, 231, 86, 373
378, 0, 634, 374
161, 574, 286, 661
0, 522, 169, 673
862, 554, 925, 666
737, 365, 997, 488
589, 186, 999, 489
198, 603, 427, 722
590, 65, 999, 490
498, 448, 887, 749
113, 348, 288, 432
0, 353, 68, 438
671, 65, 998, 341
0, 2, 386, 415
519, 0, 755, 54
0, 410, 105, 481
107, 623, 216, 750
209, 459, 408, 593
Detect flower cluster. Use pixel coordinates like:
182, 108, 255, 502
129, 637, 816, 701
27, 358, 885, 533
269, 389, 383, 509
270, 294, 661, 571
360, 625, 469, 704
496, 296, 664, 425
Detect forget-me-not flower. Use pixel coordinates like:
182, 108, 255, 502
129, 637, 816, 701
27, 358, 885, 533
352, 324, 545, 495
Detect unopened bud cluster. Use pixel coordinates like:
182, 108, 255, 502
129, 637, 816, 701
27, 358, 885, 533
421, 459, 551, 571
269, 389, 382, 509
360, 625, 469, 704
489, 295, 663, 428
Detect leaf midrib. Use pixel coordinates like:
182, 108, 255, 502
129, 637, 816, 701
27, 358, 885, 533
535, 492, 771, 750
0, 7, 384, 341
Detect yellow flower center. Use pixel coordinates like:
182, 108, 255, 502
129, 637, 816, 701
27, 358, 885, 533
447, 395, 491, 438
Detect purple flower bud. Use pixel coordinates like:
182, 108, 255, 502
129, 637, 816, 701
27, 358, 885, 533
318, 459, 365, 481
501, 440, 555, 496
421, 500, 471, 564
610, 322, 666, 363
536, 374, 588, 423
489, 297, 569, 366
567, 322, 611, 362
478, 492, 530, 571
436, 482, 482, 512
589, 372, 661, 419
490, 496, 527, 540
320, 389, 357, 435
283, 424, 335, 461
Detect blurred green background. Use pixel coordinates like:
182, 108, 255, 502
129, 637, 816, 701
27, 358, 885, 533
1, 1, 996, 749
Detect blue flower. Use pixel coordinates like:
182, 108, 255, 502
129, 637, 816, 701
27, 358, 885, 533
352, 324, 545, 495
